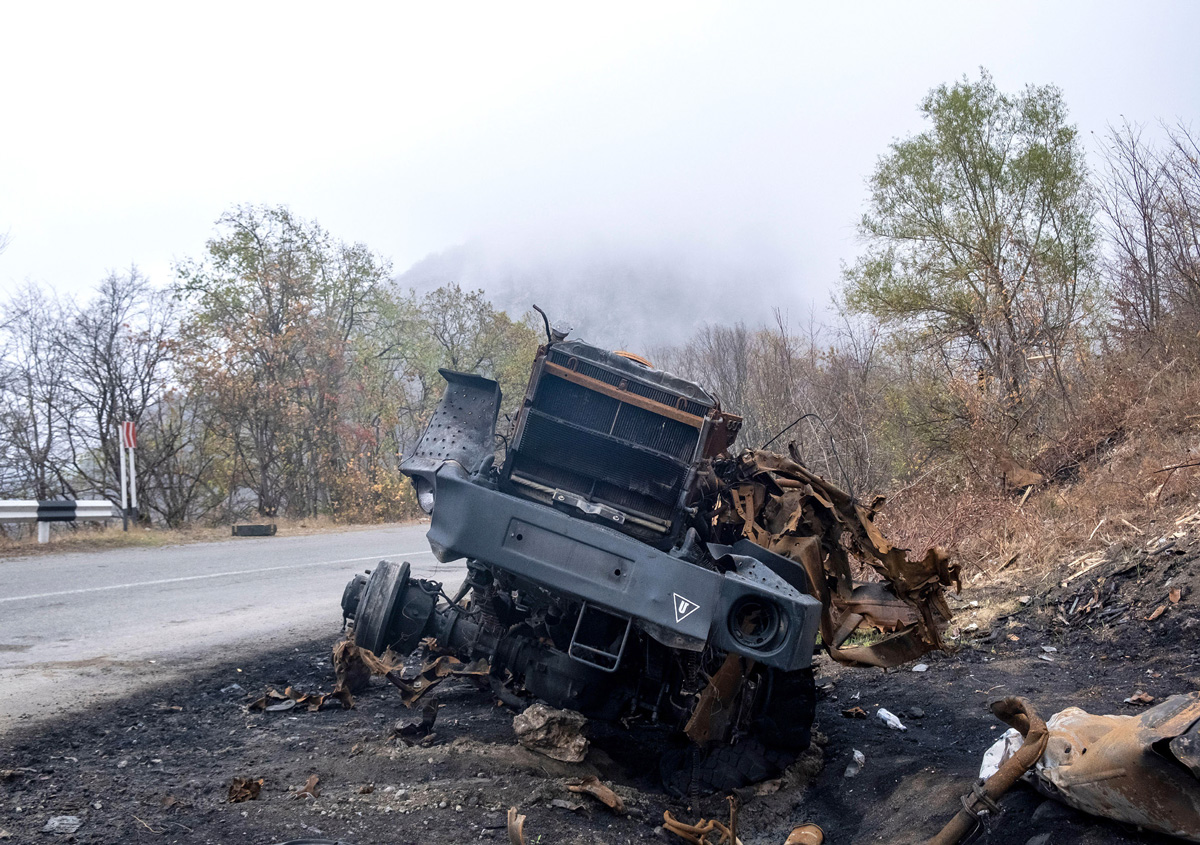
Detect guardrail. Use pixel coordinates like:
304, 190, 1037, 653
0, 499, 122, 543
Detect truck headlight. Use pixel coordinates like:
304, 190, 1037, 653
414, 478, 436, 514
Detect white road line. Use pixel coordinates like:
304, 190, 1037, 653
0, 550, 438, 604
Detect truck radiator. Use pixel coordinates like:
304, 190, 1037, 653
505, 345, 715, 535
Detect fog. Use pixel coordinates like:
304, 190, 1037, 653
1, 1, 1197, 348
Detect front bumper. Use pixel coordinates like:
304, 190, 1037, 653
425, 467, 821, 671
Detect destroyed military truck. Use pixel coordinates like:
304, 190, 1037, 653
341, 331, 960, 787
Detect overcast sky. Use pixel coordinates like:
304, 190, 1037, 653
1, 1, 1198, 342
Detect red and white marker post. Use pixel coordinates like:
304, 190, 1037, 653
118, 421, 137, 529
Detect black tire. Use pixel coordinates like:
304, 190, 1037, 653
354, 560, 410, 654
753, 666, 816, 752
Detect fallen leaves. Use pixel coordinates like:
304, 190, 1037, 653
841, 706, 867, 719
228, 777, 263, 803
1124, 691, 1156, 706
1146, 605, 1166, 621
1170, 587, 1182, 604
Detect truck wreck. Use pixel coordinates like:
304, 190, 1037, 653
341, 334, 960, 787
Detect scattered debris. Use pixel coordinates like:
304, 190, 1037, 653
41, 816, 82, 834
294, 774, 320, 800
383, 648, 490, 707
1040, 645, 1057, 653
876, 708, 907, 731
1171, 587, 1183, 603
331, 637, 375, 694
840, 706, 867, 719
512, 703, 589, 763
550, 797, 586, 812
248, 685, 352, 713
1147, 604, 1167, 621
662, 798, 741, 845
506, 807, 527, 845
565, 775, 625, 813
220, 683, 244, 694
784, 824, 825, 844
392, 702, 438, 745
228, 777, 263, 803
911, 663, 929, 672
843, 749, 865, 778
1124, 691, 1156, 705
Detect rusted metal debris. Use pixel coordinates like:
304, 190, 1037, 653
506, 807, 527, 845
227, 776, 263, 803
383, 650, 491, 707
1033, 694, 1200, 841
247, 684, 353, 712
663, 796, 741, 845
783, 824, 825, 845
706, 448, 960, 668
565, 775, 625, 812
978, 692, 1200, 841
928, 697, 1049, 845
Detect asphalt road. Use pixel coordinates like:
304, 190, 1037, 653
0, 524, 464, 732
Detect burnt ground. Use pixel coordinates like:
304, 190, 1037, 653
2, 532, 1198, 845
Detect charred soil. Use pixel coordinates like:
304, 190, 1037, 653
2, 538, 1198, 845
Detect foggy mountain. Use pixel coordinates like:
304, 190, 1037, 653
394, 236, 819, 353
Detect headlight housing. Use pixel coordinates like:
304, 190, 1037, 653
414, 477, 435, 514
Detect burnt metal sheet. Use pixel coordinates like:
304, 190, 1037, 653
1028, 693, 1200, 841
711, 448, 960, 667
400, 369, 502, 486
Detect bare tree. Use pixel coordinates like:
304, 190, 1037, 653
0, 285, 75, 498
57, 269, 176, 509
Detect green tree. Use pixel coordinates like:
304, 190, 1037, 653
843, 69, 1097, 409
176, 205, 393, 518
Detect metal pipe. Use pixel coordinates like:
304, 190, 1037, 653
926, 696, 1049, 845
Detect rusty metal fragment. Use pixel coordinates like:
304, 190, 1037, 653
506, 807, 527, 845
709, 448, 960, 667
1029, 694, 1200, 841
227, 777, 263, 803
784, 824, 824, 845
929, 697, 1048, 845
565, 775, 625, 813
382, 648, 491, 707
662, 797, 742, 845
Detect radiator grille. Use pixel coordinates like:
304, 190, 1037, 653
505, 351, 715, 534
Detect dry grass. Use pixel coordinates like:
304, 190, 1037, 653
877, 348, 1200, 593
0, 514, 421, 559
